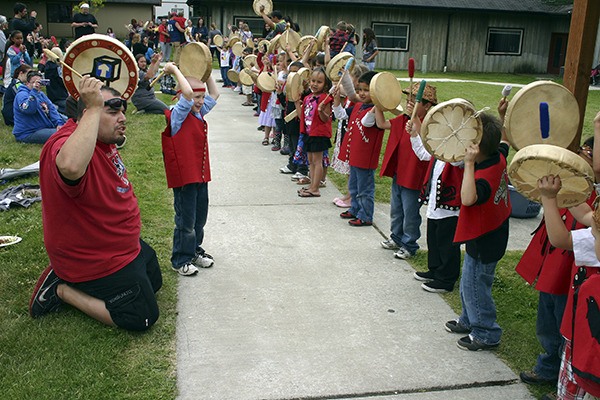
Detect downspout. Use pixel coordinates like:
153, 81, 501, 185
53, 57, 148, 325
443, 13, 452, 71
220, 5, 224, 32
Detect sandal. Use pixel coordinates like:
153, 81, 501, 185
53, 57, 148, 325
262, 139, 269, 146
242, 102, 254, 106
298, 190, 321, 197
296, 177, 311, 185
319, 180, 327, 188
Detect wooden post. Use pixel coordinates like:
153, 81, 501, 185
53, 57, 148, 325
563, 0, 600, 151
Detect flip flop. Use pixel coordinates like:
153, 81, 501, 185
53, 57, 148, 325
262, 139, 269, 146
298, 190, 321, 197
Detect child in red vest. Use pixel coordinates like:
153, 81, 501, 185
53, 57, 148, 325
333, 70, 385, 226
538, 175, 600, 399
160, 62, 220, 276
298, 67, 333, 197
449, 112, 511, 351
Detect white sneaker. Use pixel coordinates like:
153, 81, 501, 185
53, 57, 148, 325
279, 165, 293, 174
291, 172, 306, 181
394, 247, 412, 260
173, 263, 199, 276
233, 86, 241, 92
192, 252, 214, 268
380, 238, 400, 250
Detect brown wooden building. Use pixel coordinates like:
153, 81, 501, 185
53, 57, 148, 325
187, 0, 572, 74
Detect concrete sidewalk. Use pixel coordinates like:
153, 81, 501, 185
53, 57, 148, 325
175, 71, 537, 400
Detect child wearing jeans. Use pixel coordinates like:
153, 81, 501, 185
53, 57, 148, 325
446, 112, 511, 351
333, 70, 385, 226
160, 62, 220, 276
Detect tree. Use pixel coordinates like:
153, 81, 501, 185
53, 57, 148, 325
73, 0, 105, 14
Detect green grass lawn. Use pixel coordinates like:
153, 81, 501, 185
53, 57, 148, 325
1, 74, 598, 398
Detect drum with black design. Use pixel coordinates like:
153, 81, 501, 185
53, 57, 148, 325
508, 144, 595, 208
420, 98, 483, 163
325, 52, 353, 82
370, 72, 402, 112
505, 81, 580, 150
63, 34, 138, 100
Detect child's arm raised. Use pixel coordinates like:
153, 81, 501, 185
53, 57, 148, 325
165, 62, 192, 100
540, 175, 573, 250
460, 143, 479, 206
374, 105, 391, 130
205, 74, 220, 101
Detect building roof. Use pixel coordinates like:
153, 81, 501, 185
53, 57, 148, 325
198, 0, 572, 15
105, 0, 161, 5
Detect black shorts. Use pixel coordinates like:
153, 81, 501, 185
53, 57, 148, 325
304, 136, 332, 153
69, 239, 163, 331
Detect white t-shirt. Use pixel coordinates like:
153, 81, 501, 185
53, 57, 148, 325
220, 49, 231, 67
572, 227, 600, 267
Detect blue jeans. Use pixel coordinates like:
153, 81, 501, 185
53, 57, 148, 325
458, 253, 502, 345
17, 128, 57, 144
348, 166, 375, 222
220, 66, 232, 86
534, 291, 567, 379
172, 183, 209, 268
364, 61, 376, 71
390, 183, 422, 254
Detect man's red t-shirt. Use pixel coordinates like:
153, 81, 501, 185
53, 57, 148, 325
40, 120, 141, 283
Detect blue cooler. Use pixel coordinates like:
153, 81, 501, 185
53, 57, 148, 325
509, 185, 541, 218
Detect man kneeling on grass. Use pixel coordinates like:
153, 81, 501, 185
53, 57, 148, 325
29, 76, 163, 331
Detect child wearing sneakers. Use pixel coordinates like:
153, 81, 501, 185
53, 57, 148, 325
160, 62, 220, 276
446, 112, 511, 351
333, 70, 385, 226
375, 82, 435, 258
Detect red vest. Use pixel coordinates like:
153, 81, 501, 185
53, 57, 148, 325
338, 103, 384, 169
571, 273, 600, 396
419, 160, 463, 211
161, 109, 211, 188
516, 193, 596, 295
300, 93, 332, 137
380, 114, 429, 190
454, 155, 511, 243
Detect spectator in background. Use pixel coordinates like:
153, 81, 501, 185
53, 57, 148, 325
131, 52, 167, 114
240, 23, 253, 45
208, 23, 222, 60
262, 23, 272, 39
329, 21, 349, 58
2, 64, 31, 125
362, 28, 379, 71
13, 70, 65, 143
260, 9, 286, 40
157, 19, 171, 62
8, 3, 37, 57
44, 47, 68, 114
71, 3, 98, 39
0, 15, 8, 63
106, 27, 116, 39
168, 12, 185, 64
345, 24, 358, 56
193, 17, 209, 44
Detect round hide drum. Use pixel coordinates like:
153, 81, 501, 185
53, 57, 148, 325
246, 38, 254, 48
253, 0, 273, 16
279, 29, 301, 52
508, 144, 595, 208
315, 26, 330, 51
297, 35, 318, 58
227, 69, 239, 83
390, 104, 405, 116
297, 67, 311, 82
370, 72, 402, 111
267, 35, 280, 55
213, 34, 224, 47
420, 98, 483, 163
232, 41, 244, 57
243, 54, 258, 69
256, 71, 276, 92
239, 69, 254, 86
228, 36, 241, 48
505, 81, 580, 150
286, 71, 303, 102
257, 39, 270, 53
178, 42, 211, 82
63, 34, 138, 100
326, 52, 353, 82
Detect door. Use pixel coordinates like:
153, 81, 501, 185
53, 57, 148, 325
547, 33, 568, 75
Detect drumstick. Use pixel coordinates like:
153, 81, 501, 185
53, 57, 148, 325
408, 58, 415, 103
410, 80, 427, 121
324, 57, 355, 103
43, 49, 84, 79
539, 102, 550, 139
502, 84, 512, 101
149, 70, 167, 87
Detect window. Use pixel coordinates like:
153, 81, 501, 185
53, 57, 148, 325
47, 3, 72, 23
372, 22, 410, 51
486, 28, 523, 55
233, 17, 265, 39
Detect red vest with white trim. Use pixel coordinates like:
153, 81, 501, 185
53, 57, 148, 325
453, 155, 511, 243
339, 103, 384, 169
161, 109, 211, 188
419, 160, 463, 211
380, 114, 429, 190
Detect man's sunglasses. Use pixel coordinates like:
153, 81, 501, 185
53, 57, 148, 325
104, 98, 128, 112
